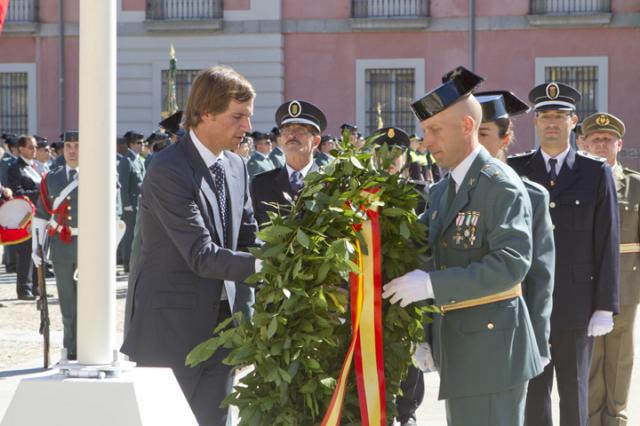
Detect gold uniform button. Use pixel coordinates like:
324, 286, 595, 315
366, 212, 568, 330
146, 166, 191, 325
450, 299, 456, 304
487, 322, 495, 330
67, 196, 71, 201
549, 202, 556, 208
67, 216, 72, 220
625, 206, 629, 211
633, 266, 638, 271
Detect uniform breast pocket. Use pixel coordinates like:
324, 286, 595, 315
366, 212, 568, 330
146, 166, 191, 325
561, 193, 594, 230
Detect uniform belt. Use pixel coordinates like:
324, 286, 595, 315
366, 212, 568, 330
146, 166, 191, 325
620, 243, 640, 254
48, 220, 78, 236
440, 283, 522, 314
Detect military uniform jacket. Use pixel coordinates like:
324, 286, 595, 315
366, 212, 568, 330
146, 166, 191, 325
246, 151, 275, 179
0, 152, 16, 187
426, 147, 542, 400
508, 148, 620, 329
118, 150, 144, 212
35, 167, 78, 264
250, 163, 319, 226
268, 147, 285, 169
314, 151, 333, 168
521, 179, 555, 359
614, 164, 640, 304
8, 157, 41, 204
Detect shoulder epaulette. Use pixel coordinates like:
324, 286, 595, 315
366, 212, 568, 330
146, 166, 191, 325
576, 150, 606, 163
507, 149, 536, 160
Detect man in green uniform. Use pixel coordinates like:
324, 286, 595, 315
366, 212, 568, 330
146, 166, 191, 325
382, 67, 542, 426
246, 131, 275, 179
583, 112, 639, 426
31, 131, 79, 360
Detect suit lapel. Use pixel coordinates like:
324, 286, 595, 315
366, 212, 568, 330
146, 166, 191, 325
276, 167, 295, 201
184, 137, 226, 247
524, 149, 550, 190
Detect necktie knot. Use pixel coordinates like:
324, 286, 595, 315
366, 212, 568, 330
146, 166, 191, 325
69, 169, 78, 181
290, 171, 304, 194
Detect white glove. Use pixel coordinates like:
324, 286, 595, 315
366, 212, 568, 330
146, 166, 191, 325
31, 251, 42, 267
255, 258, 263, 274
382, 269, 433, 307
413, 342, 436, 372
540, 356, 551, 368
587, 310, 614, 337
123, 205, 134, 212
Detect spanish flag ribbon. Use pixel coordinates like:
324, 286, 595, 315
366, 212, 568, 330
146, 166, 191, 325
322, 200, 386, 426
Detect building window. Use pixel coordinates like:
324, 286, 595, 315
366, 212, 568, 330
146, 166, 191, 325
0, 72, 29, 134
530, 0, 610, 14
544, 65, 599, 119
352, 0, 429, 18
160, 69, 200, 112
365, 68, 416, 135
146, 0, 223, 20
6, 0, 38, 23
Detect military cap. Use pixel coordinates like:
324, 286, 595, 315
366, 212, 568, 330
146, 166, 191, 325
411, 66, 484, 122
62, 131, 79, 142
2, 134, 17, 146
528, 82, 581, 111
251, 131, 270, 141
275, 100, 327, 133
123, 130, 144, 141
476, 91, 530, 123
146, 130, 171, 143
270, 126, 280, 137
372, 127, 410, 149
158, 110, 183, 135
581, 112, 625, 139
50, 141, 64, 150
340, 123, 358, 132
573, 123, 583, 136
34, 135, 48, 144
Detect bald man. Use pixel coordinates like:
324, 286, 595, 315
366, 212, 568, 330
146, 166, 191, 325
383, 68, 541, 426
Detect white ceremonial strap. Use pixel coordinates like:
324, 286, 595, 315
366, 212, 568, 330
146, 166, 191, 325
224, 280, 236, 313
52, 179, 79, 210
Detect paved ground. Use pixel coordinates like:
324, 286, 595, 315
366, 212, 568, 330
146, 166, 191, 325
1, 264, 639, 425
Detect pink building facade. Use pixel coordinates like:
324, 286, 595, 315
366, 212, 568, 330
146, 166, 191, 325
1, 0, 639, 167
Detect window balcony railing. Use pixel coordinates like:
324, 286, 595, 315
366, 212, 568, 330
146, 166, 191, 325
530, 0, 610, 15
6, 0, 38, 23
352, 0, 429, 19
146, 0, 223, 21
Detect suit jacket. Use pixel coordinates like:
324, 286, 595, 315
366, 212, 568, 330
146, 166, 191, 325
35, 166, 77, 264
8, 157, 41, 204
614, 164, 640, 304
121, 134, 259, 388
521, 178, 555, 359
426, 147, 541, 399
246, 151, 275, 179
508, 148, 620, 329
250, 163, 319, 226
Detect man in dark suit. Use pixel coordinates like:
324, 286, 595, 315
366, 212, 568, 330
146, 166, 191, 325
268, 126, 286, 168
508, 82, 620, 426
8, 135, 42, 300
121, 65, 261, 426
250, 100, 326, 227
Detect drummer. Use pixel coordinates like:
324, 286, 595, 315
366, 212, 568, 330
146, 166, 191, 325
32, 131, 79, 360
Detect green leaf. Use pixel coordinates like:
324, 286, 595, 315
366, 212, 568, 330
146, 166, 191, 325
350, 156, 365, 170
399, 222, 411, 240
315, 262, 331, 284
296, 229, 310, 249
267, 316, 278, 338
382, 207, 406, 217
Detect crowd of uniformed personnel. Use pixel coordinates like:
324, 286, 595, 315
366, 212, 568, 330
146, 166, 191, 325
1, 63, 638, 426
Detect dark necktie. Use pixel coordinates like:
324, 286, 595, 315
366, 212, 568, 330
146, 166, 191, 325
446, 175, 456, 210
68, 169, 77, 182
290, 170, 304, 195
209, 159, 228, 234
548, 158, 558, 187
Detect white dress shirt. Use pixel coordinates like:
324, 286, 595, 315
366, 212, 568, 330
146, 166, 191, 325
449, 145, 482, 192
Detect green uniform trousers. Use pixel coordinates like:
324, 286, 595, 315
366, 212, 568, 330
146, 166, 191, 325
445, 381, 528, 426
589, 303, 638, 426
53, 261, 77, 356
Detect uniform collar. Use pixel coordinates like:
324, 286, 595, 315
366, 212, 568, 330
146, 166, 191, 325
286, 160, 313, 180
450, 145, 481, 192
540, 144, 571, 173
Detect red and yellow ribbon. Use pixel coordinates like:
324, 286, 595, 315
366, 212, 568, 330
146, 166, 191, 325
322, 203, 386, 426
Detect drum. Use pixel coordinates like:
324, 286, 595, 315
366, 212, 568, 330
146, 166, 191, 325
0, 197, 35, 245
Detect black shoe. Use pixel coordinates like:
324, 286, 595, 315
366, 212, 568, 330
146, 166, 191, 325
17, 291, 36, 301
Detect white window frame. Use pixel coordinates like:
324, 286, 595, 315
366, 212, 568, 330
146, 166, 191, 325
535, 56, 608, 112
0, 63, 37, 134
355, 58, 425, 134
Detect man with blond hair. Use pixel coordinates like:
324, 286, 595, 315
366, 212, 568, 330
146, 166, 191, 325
122, 65, 262, 426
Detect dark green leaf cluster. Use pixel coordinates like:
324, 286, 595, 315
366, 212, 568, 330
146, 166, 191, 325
187, 139, 436, 425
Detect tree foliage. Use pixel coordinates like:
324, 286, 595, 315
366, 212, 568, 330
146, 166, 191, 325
187, 140, 435, 425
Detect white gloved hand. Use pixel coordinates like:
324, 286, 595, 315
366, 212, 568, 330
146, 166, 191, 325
587, 310, 614, 337
255, 258, 263, 274
413, 342, 436, 372
382, 269, 433, 307
123, 206, 134, 212
31, 251, 42, 267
